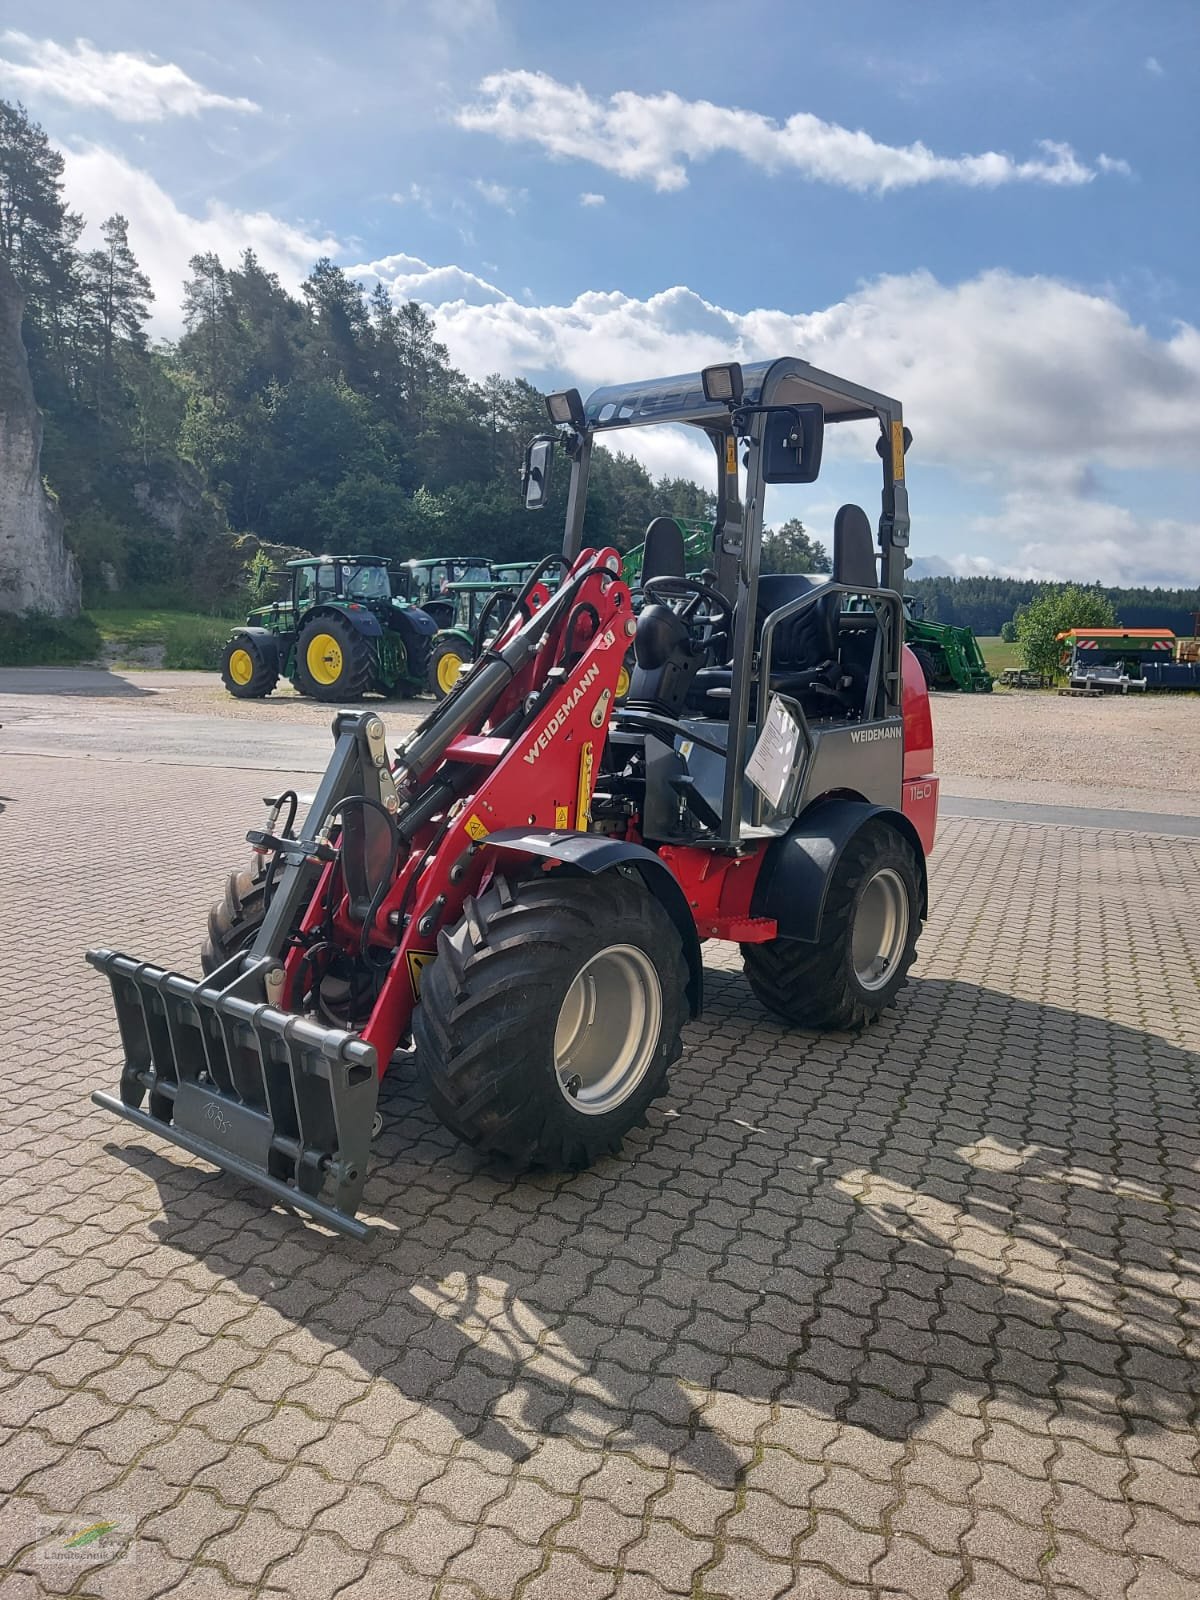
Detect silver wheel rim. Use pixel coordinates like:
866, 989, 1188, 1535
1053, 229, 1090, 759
553, 944, 662, 1116
852, 867, 910, 991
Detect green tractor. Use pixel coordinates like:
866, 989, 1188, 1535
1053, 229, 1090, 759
397, 556, 503, 700
903, 597, 993, 692
220, 555, 438, 702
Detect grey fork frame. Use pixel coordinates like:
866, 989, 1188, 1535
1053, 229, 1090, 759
87, 711, 392, 1241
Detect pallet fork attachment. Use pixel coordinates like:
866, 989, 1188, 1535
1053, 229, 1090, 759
87, 709, 393, 1240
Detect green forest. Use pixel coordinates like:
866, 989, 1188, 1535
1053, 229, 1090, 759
0, 96, 713, 614
2, 95, 1197, 639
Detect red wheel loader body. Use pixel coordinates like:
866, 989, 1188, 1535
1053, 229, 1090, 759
88, 357, 937, 1239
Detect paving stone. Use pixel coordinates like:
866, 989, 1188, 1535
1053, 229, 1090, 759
6, 756, 1200, 1600
376, 1504, 473, 1575
703, 1540, 795, 1599
793, 1512, 886, 1584
622, 1519, 710, 1593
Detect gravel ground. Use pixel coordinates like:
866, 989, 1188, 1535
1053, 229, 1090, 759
929, 689, 1200, 816
140, 677, 1200, 815
4, 669, 1198, 814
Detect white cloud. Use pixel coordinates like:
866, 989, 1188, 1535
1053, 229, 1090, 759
471, 179, 526, 212
59, 145, 338, 337
456, 70, 1125, 193
346, 251, 509, 309
959, 495, 1199, 585
1145, 55, 1165, 76
391, 260, 1198, 583
579, 192, 606, 207
416, 269, 1200, 478
0, 32, 258, 122
390, 183, 433, 208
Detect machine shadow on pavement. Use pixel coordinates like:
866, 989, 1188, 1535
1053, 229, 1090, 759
108, 973, 1198, 1489
0, 667, 155, 697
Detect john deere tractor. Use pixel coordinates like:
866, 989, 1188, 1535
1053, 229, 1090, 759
221, 555, 438, 703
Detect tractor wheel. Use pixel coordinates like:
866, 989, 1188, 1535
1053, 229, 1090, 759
400, 630, 433, 698
742, 822, 920, 1032
429, 634, 472, 700
201, 861, 268, 972
911, 646, 938, 689
414, 873, 688, 1167
221, 633, 278, 699
295, 614, 373, 702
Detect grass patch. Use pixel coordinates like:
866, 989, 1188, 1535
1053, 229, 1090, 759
0, 610, 102, 666
89, 608, 231, 670
978, 636, 1023, 674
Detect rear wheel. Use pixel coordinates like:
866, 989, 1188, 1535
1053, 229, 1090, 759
429, 634, 472, 699
742, 822, 920, 1031
296, 613, 373, 702
414, 873, 688, 1167
221, 634, 278, 699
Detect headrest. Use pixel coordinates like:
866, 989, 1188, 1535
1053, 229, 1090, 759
833, 504, 878, 589
640, 517, 686, 583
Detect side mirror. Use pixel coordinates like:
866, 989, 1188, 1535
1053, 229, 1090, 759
522, 437, 553, 510
761, 404, 824, 484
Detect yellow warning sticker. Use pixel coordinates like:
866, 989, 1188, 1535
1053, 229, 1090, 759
464, 813, 488, 841
891, 420, 906, 483
555, 804, 570, 828
725, 435, 737, 475
406, 950, 435, 997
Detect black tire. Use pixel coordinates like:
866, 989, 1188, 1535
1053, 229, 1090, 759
221, 633, 278, 699
428, 633, 473, 700
413, 873, 688, 1167
742, 822, 920, 1032
295, 612, 374, 702
911, 646, 938, 689
202, 861, 268, 973
398, 628, 433, 696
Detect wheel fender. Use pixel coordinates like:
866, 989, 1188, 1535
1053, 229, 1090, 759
435, 627, 475, 651
750, 798, 928, 943
231, 627, 279, 669
483, 829, 703, 1016
391, 604, 439, 641
307, 605, 382, 639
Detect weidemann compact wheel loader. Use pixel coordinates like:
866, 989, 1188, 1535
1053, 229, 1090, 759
88, 357, 939, 1239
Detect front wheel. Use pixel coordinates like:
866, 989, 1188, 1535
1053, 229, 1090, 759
428, 633, 472, 700
742, 822, 921, 1031
221, 633, 278, 699
414, 873, 688, 1167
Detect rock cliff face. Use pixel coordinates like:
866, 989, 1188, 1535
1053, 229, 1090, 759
0, 258, 81, 617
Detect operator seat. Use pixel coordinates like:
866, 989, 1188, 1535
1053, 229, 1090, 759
687, 503, 879, 719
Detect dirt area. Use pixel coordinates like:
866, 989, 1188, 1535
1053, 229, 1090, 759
143, 678, 1200, 814
3, 669, 1198, 814
930, 688, 1200, 816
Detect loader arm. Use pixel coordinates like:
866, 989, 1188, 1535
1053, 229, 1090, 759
87, 546, 634, 1238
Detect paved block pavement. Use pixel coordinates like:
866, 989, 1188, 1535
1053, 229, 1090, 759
1, 753, 1198, 1599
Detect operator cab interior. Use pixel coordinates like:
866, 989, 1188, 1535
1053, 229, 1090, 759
626, 502, 882, 728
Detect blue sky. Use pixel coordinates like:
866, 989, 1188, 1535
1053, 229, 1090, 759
2, 1, 1198, 584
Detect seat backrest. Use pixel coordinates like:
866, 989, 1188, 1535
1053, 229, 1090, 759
640, 517, 686, 583
833, 504, 878, 589
754, 573, 837, 669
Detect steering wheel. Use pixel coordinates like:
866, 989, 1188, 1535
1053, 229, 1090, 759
642, 574, 733, 636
